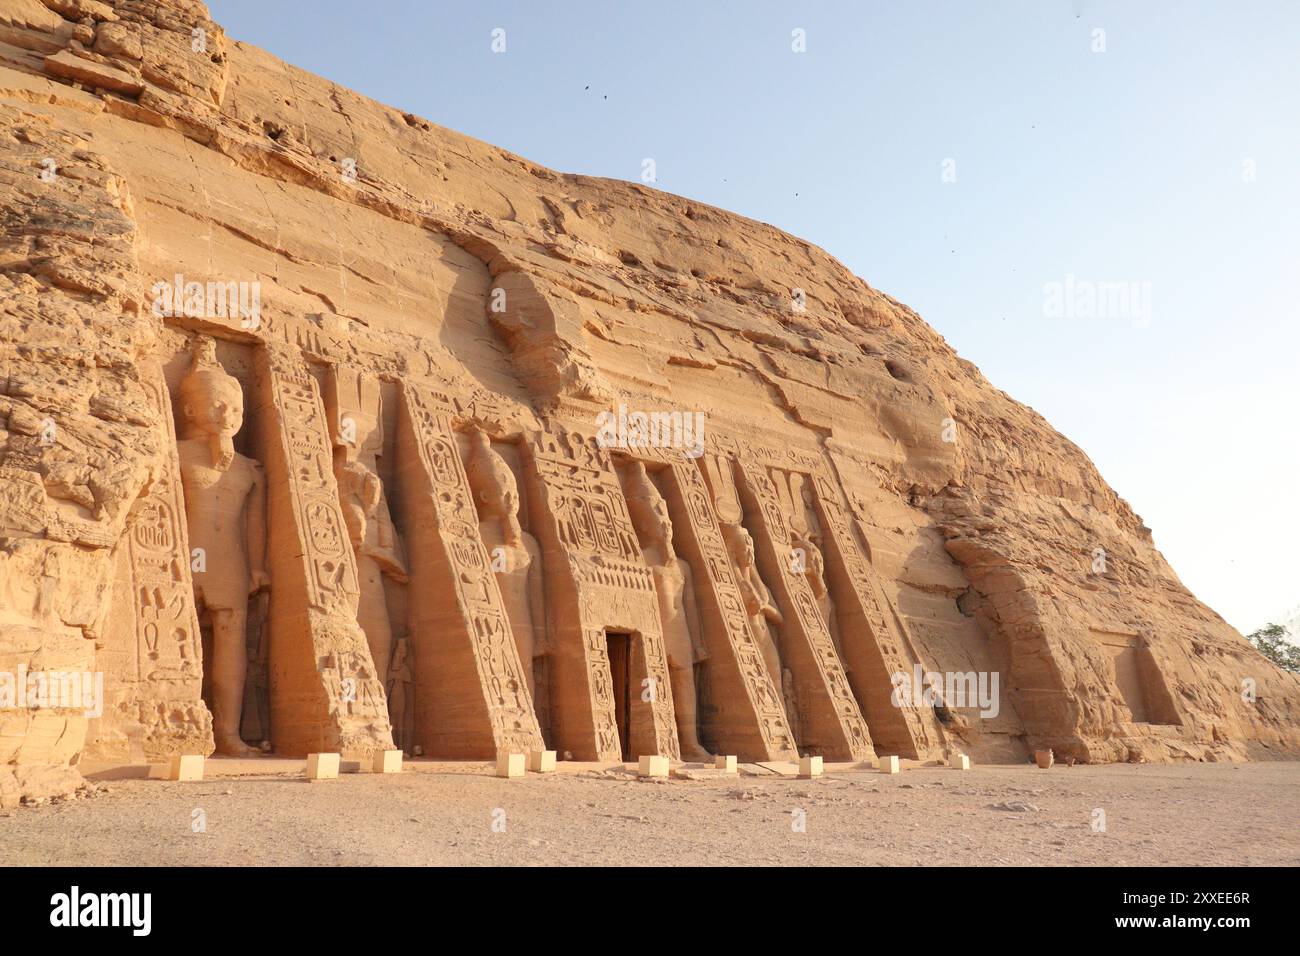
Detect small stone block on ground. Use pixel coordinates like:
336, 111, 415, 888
527, 750, 556, 772
950, 754, 971, 770
798, 755, 823, 778
496, 752, 525, 778
373, 750, 402, 774
715, 754, 737, 773
638, 755, 669, 778
167, 754, 203, 782
879, 755, 900, 774
306, 752, 340, 781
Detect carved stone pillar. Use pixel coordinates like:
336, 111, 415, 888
89, 360, 214, 760
393, 383, 544, 757
734, 460, 874, 760
254, 345, 393, 756
523, 424, 678, 761
659, 459, 798, 761
810, 472, 946, 760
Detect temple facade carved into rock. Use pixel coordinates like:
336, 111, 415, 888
2, 0, 1297, 807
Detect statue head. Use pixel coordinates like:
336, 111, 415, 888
794, 530, 827, 596
179, 338, 244, 441
624, 461, 673, 553
722, 522, 755, 568
467, 429, 522, 545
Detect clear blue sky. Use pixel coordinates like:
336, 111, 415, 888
208, 0, 1299, 636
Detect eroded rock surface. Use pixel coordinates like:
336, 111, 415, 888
1, 0, 1296, 806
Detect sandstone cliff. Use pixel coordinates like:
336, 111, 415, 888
2, 0, 1296, 806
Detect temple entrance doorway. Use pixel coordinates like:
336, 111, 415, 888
606, 630, 633, 760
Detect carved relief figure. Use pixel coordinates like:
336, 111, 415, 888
336, 457, 408, 680
722, 522, 784, 690
387, 636, 414, 753
330, 370, 408, 690
624, 461, 711, 760
175, 338, 268, 756
781, 471, 842, 662
467, 430, 546, 696
793, 528, 841, 660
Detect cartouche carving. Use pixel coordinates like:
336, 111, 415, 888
525, 423, 680, 760
175, 338, 268, 757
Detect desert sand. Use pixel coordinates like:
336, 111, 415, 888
5, 759, 1296, 867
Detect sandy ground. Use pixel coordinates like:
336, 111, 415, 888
4, 759, 1297, 867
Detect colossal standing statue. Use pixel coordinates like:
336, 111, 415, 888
175, 338, 268, 757
327, 369, 407, 716
466, 430, 546, 696
624, 461, 711, 760
793, 528, 841, 660
386, 636, 414, 753
336, 456, 408, 681
722, 522, 784, 691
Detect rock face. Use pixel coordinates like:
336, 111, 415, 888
1, 0, 1297, 805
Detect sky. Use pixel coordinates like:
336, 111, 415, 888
208, 0, 1299, 636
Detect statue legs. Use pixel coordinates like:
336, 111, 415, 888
668, 659, 710, 760
210, 604, 257, 756
357, 556, 394, 683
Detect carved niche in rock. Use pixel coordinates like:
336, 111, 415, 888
174, 338, 268, 757
327, 367, 408, 688
623, 460, 711, 761
779, 470, 842, 662
466, 429, 547, 698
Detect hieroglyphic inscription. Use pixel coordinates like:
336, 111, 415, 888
262, 346, 391, 750
528, 424, 679, 760
131, 368, 203, 684
671, 459, 797, 757
401, 384, 543, 753
267, 350, 359, 614
811, 470, 943, 758
739, 461, 873, 759
98, 362, 213, 757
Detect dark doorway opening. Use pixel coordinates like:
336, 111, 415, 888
606, 630, 632, 760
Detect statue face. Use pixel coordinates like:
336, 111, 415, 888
649, 496, 672, 545
726, 525, 755, 566
185, 375, 244, 439
499, 484, 520, 519
630, 489, 672, 547
798, 533, 823, 572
